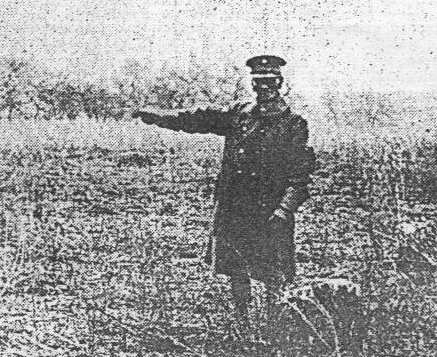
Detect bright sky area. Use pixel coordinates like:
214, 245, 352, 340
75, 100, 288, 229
1, 0, 436, 92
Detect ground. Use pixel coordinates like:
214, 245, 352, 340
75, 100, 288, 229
0, 119, 436, 356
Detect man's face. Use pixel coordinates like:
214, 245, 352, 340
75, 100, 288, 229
252, 76, 282, 102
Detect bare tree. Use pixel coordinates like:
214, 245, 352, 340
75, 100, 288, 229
0, 58, 30, 120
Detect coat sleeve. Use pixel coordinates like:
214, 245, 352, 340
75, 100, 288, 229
278, 116, 316, 213
133, 104, 245, 136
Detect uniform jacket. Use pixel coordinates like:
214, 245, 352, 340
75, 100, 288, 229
136, 97, 316, 282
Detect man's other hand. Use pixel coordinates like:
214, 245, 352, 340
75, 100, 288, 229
269, 208, 289, 221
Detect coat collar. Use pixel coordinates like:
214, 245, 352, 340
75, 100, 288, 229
253, 98, 289, 117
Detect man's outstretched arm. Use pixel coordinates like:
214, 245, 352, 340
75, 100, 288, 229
132, 105, 246, 136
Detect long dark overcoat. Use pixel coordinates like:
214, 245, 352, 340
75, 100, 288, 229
137, 98, 316, 283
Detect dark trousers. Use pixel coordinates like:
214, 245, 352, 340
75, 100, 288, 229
228, 218, 295, 329
213, 209, 296, 328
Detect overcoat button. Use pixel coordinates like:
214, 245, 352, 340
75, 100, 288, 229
238, 148, 244, 154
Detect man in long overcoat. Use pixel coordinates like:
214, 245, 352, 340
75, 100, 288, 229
133, 55, 316, 327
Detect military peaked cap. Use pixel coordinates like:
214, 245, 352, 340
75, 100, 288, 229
246, 55, 286, 75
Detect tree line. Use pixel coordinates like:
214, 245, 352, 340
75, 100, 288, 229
1, 56, 435, 129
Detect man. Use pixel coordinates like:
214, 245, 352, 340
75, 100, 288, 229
132, 55, 316, 331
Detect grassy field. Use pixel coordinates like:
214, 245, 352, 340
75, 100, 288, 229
0, 116, 437, 356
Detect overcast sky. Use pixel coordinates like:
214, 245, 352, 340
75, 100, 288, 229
1, 0, 436, 91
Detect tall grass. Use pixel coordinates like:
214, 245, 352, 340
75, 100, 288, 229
1, 56, 437, 355
0, 111, 435, 356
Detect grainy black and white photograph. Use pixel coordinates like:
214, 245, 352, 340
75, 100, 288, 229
1, 1, 437, 356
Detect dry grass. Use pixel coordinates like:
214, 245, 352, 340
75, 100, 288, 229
0, 114, 436, 356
